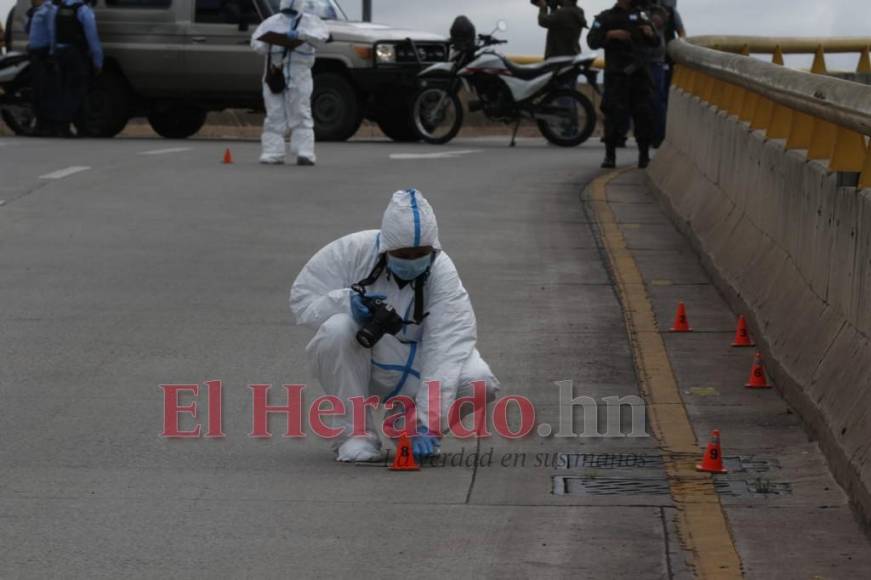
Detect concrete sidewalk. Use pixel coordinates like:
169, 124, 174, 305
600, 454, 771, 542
593, 169, 871, 579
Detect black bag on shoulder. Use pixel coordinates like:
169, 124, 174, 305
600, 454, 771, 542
264, 49, 287, 94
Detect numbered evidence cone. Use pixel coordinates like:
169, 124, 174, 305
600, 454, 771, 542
389, 434, 420, 472
745, 352, 772, 389
222, 148, 234, 164
670, 301, 692, 332
731, 315, 755, 347
696, 429, 728, 473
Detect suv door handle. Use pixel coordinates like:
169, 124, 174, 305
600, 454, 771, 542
191, 36, 207, 43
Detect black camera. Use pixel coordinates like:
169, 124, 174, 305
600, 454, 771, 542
354, 292, 406, 349
530, 0, 560, 10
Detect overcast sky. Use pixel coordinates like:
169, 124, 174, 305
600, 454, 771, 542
3, 0, 870, 67
342, 0, 871, 69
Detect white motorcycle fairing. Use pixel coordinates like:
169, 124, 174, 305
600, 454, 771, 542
0, 53, 29, 84
458, 53, 507, 75
501, 72, 554, 102
458, 53, 554, 102
419, 61, 454, 77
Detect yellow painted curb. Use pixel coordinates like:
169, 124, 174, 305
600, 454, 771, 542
589, 170, 744, 580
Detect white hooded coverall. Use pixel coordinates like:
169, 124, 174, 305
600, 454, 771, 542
290, 190, 500, 458
251, 0, 328, 163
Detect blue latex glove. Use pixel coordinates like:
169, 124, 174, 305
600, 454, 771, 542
350, 293, 387, 325
287, 29, 300, 40
411, 425, 441, 458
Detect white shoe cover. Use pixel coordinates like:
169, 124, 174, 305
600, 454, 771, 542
336, 436, 383, 463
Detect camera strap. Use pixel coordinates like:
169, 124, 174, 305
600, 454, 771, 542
355, 254, 387, 288
266, 46, 289, 70
411, 276, 429, 325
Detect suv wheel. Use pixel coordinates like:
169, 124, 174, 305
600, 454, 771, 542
147, 103, 208, 139
375, 96, 419, 142
312, 73, 362, 142
75, 71, 131, 138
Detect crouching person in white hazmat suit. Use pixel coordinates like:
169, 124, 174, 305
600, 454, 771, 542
251, 0, 328, 166
290, 189, 501, 462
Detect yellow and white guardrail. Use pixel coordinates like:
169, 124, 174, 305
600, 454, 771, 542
669, 36, 871, 188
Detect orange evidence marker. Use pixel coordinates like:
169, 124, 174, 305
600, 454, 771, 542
731, 315, 755, 347
696, 429, 728, 474
745, 352, 772, 389
389, 434, 420, 471
670, 301, 693, 332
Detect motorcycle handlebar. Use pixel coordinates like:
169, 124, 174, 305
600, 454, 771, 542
476, 34, 508, 46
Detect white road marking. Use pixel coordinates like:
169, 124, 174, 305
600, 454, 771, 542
389, 149, 483, 160
39, 166, 91, 180
139, 147, 192, 156
467, 136, 538, 143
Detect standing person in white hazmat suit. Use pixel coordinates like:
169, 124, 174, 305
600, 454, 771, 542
290, 189, 501, 462
251, 0, 328, 166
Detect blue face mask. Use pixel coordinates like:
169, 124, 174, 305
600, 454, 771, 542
387, 254, 433, 281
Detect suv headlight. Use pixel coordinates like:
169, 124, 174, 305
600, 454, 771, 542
375, 44, 396, 64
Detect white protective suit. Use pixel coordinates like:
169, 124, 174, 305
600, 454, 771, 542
290, 189, 500, 460
250, 0, 329, 164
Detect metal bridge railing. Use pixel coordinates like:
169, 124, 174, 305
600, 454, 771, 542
688, 36, 871, 74
669, 36, 871, 188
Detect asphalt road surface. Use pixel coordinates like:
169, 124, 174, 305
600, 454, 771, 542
1, 136, 869, 578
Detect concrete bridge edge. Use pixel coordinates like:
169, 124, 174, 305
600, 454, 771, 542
646, 89, 871, 528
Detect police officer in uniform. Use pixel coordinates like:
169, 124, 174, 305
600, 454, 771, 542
53, 0, 103, 136
536, 0, 586, 60
587, 0, 660, 169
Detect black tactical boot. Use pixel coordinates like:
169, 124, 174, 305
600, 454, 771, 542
638, 146, 650, 169
601, 144, 616, 169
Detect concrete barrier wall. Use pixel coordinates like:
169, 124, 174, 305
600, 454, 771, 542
648, 88, 871, 524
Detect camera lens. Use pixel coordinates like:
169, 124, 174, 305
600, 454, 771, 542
356, 327, 379, 349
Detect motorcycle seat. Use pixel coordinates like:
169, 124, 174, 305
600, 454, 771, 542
501, 55, 578, 79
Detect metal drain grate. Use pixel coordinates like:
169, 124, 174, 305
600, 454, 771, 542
725, 456, 782, 473
553, 476, 759, 497
554, 476, 671, 496
556, 453, 665, 470
745, 479, 792, 495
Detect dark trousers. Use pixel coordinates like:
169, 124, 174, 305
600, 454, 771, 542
601, 78, 631, 143
601, 69, 654, 150
55, 46, 90, 125
29, 49, 62, 128
648, 62, 668, 147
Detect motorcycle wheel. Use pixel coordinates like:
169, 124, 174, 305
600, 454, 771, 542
536, 89, 596, 147
411, 88, 464, 145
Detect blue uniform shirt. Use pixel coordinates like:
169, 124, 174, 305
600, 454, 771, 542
26, 2, 57, 51
56, 0, 104, 69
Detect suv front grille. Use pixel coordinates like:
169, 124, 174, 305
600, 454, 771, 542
394, 42, 449, 64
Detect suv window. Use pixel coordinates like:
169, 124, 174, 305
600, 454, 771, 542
106, 0, 172, 7
195, 0, 261, 24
